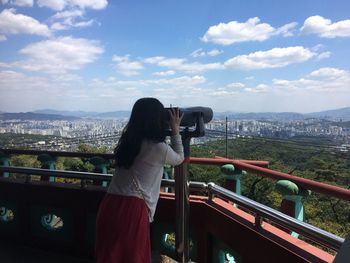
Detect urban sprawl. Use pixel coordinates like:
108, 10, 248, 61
1, 118, 349, 153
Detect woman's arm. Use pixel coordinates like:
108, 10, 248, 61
165, 135, 184, 165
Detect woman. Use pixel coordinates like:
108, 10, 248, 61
95, 98, 184, 263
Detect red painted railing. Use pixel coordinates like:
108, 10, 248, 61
189, 157, 350, 202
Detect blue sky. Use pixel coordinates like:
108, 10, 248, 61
1, 0, 350, 113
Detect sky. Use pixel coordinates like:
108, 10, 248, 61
0, 0, 350, 113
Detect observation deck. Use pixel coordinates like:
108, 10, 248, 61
0, 148, 349, 263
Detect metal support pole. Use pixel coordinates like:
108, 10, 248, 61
225, 116, 228, 158
175, 135, 191, 263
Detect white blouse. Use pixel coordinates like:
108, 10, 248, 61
107, 135, 184, 221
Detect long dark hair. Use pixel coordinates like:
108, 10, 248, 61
114, 98, 166, 169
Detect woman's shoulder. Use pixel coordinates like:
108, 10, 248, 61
143, 140, 168, 151
146, 139, 167, 146
139, 140, 169, 163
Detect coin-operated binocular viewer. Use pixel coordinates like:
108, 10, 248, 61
164, 106, 213, 153
165, 107, 213, 262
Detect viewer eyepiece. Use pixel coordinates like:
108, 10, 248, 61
165, 106, 213, 127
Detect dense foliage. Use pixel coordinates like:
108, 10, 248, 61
189, 137, 350, 238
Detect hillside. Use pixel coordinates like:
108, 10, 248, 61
306, 107, 350, 121
33, 109, 130, 119
214, 107, 350, 121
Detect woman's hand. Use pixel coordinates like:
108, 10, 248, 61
168, 108, 184, 135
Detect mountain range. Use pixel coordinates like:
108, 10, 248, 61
0, 112, 80, 121
1, 107, 350, 121
214, 107, 350, 121
33, 109, 131, 118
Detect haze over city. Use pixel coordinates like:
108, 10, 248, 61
1, 0, 350, 113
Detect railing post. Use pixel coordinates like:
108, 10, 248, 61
275, 180, 311, 237
175, 136, 190, 263
0, 151, 10, 178
37, 153, 56, 182
221, 164, 246, 195
89, 156, 109, 187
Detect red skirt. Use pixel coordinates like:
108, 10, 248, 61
95, 193, 151, 263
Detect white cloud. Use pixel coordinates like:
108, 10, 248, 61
190, 48, 206, 58
271, 78, 345, 93
51, 18, 95, 31
190, 48, 223, 58
270, 67, 350, 93
209, 82, 246, 96
15, 36, 103, 73
245, 84, 269, 93
0, 70, 92, 111
86, 75, 206, 104
179, 67, 350, 108
227, 82, 245, 89
112, 55, 143, 76
207, 49, 223, 57
89, 75, 205, 91
274, 22, 298, 37
50, 22, 68, 31
144, 56, 223, 73
0, 8, 51, 38
2, 0, 33, 7
311, 44, 325, 52
316, 51, 331, 60
144, 56, 184, 66
144, 75, 206, 86
52, 9, 84, 19
215, 67, 350, 97
37, 0, 66, 11
301, 15, 350, 38
74, 19, 95, 27
49, 9, 96, 31
208, 82, 269, 96
37, 0, 108, 11
0, 71, 54, 95
208, 88, 236, 97
0, 35, 7, 41
152, 70, 176, 76
113, 46, 319, 77
202, 17, 297, 45
224, 46, 316, 70
308, 67, 347, 79
0, 62, 12, 68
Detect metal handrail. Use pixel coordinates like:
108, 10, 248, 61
0, 166, 112, 181
207, 183, 344, 251
163, 179, 344, 250
0, 166, 344, 251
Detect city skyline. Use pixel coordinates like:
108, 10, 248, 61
1, 105, 350, 115
1, 0, 350, 113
